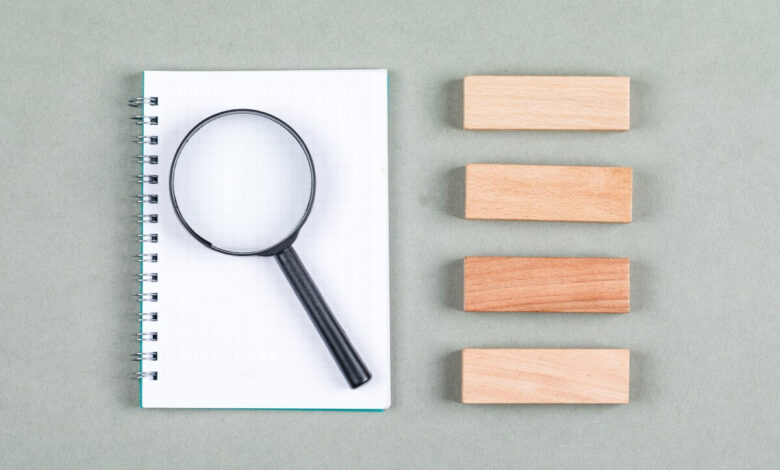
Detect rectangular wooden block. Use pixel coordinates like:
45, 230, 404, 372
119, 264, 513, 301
463, 76, 630, 130
461, 349, 630, 404
465, 164, 632, 223
463, 257, 630, 313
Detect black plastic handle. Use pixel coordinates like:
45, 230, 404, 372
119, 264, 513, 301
275, 246, 372, 389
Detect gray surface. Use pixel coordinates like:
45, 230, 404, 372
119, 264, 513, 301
1, 0, 778, 468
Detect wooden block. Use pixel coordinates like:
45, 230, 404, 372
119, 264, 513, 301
463, 76, 630, 130
461, 349, 630, 404
465, 164, 632, 223
463, 257, 630, 313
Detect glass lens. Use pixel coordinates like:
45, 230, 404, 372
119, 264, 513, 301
172, 112, 313, 253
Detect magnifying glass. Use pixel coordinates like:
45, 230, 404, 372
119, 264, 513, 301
169, 109, 371, 389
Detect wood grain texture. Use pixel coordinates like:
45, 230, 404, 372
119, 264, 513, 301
465, 164, 632, 223
463, 76, 630, 130
463, 257, 630, 313
461, 349, 630, 404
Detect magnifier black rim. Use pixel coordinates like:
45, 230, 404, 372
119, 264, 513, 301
169, 108, 316, 256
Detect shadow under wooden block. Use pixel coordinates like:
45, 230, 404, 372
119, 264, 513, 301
464, 257, 630, 313
461, 349, 630, 404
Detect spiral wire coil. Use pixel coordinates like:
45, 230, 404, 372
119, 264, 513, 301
130, 97, 159, 381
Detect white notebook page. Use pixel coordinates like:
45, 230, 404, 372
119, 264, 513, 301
140, 70, 390, 409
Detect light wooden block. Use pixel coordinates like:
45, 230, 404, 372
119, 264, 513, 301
461, 349, 630, 404
463, 76, 630, 130
463, 257, 630, 313
465, 164, 632, 223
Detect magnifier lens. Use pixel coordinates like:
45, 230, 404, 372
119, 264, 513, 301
172, 113, 312, 253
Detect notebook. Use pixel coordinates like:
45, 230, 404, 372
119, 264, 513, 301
133, 70, 390, 409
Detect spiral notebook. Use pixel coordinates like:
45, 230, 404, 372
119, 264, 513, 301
132, 70, 390, 409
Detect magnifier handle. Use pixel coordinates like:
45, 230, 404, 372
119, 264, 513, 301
275, 246, 372, 389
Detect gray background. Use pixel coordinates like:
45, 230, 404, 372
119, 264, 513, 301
1, 0, 778, 468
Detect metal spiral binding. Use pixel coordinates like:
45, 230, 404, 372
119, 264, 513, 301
136, 194, 158, 204
137, 234, 158, 243
136, 293, 158, 302
128, 97, 158, 107
133, 135, 158, 145
137, 214, 158, 223
136, 273, 158, 282
131, 116, 158, 125
135, 175, 158, 184
132, 352, 158, 361
134, 371, 158, 380
131, 97, 159, 381
132, 155, 159, 164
